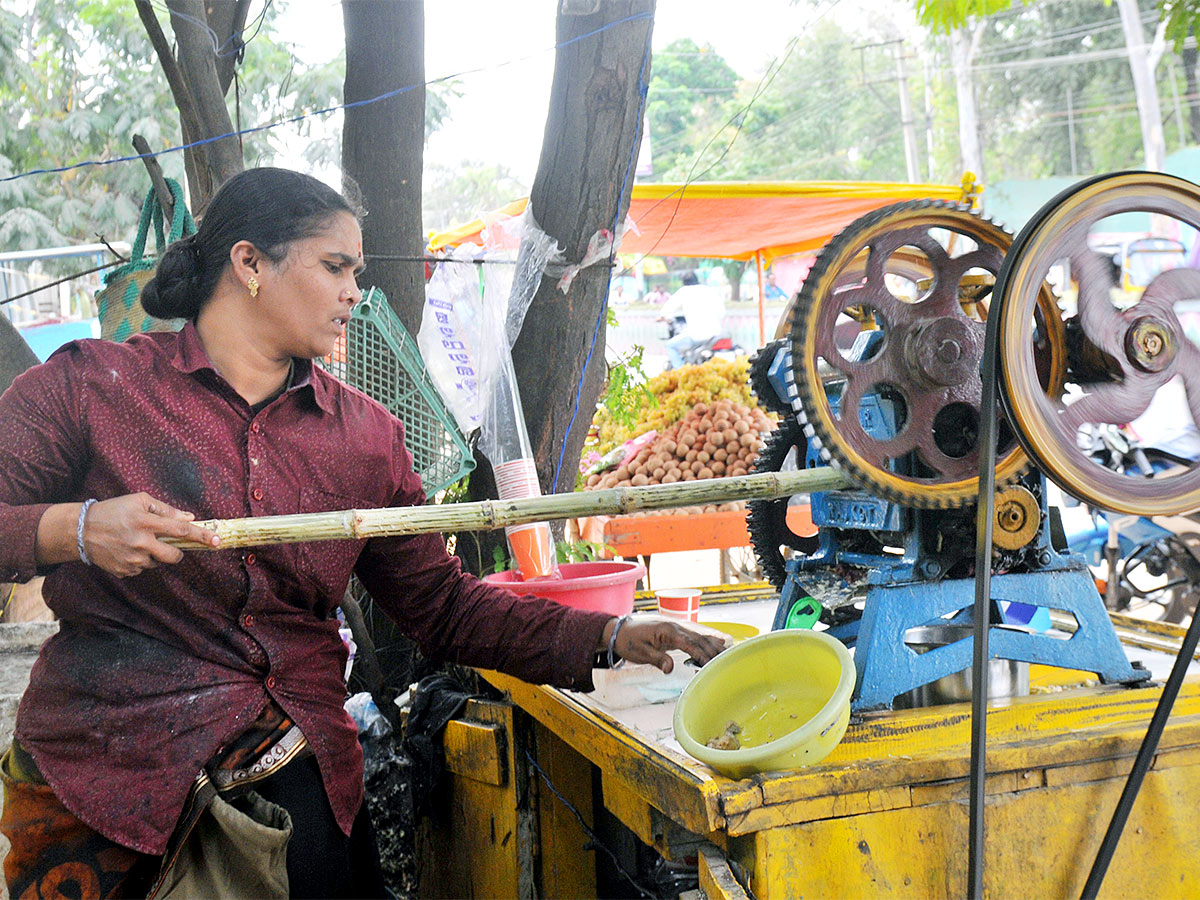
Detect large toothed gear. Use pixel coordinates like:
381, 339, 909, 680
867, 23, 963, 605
747, 419, 820, 589
748, 339, 793, 417
789, 200, 1066, 509
994, 171, 1200, 515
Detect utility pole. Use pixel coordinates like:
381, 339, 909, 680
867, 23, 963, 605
856, 39, 922, 183
923, 56, 935, 182
1168, 58, 1187, 148
1066, 83, 1078, 176
895, 44, 921, 183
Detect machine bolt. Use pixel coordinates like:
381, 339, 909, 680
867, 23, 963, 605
997, 502, 1025, 532
1125, 317, 1176, 373
905, 318, 979, 387
936, 339, 962, 364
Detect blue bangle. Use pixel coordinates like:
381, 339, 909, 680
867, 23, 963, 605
607, 615, 631, 670
77, 499, 97, 565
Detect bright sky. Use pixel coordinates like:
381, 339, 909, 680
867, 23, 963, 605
275, 0, 808, 184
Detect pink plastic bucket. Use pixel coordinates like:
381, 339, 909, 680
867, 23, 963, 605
484, 561, 645, 617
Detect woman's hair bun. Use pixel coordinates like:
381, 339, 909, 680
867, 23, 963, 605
141, 235, 203, 320
140, 168, 356, 318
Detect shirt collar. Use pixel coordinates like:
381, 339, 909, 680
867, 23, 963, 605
171, 321, 336, 415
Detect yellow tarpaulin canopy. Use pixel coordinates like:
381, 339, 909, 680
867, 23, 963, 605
427, 179, 973, 264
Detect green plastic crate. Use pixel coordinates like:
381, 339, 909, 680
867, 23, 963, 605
321, 288, 475, 498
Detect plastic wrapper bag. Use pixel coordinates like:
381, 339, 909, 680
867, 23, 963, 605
418, 209, 562, 578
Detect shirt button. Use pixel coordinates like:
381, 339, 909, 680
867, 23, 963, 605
242, 613, 255, 628
252, 488, 264, 501
251, 422, 261, 434
245, 553, 257, 567
266, 675, 277, 690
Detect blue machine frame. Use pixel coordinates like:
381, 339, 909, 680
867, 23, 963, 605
763, 345, 1150, 711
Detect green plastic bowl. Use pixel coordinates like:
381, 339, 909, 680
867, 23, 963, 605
673, 629, 854, 778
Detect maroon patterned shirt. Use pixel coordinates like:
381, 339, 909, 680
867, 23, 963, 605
0, 323, 610, 854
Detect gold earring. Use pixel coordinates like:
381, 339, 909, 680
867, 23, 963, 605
247, 276, 259, 298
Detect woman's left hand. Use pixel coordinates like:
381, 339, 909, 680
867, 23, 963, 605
610, 619, 728, 673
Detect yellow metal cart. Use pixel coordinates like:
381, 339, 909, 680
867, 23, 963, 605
419, 607, 1200, 899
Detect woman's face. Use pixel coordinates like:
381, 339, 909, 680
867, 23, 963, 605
258, 211, 364, 359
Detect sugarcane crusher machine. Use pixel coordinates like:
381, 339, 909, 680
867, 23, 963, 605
746, 176, 1200, 711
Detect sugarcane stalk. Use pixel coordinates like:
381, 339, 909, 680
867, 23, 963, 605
166, 466, 852, 550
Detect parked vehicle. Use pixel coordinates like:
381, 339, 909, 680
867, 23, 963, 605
1063, 422, 1200, 623
662, 315, 744, 366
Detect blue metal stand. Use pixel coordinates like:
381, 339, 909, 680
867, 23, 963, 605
851, 564, 1149, 711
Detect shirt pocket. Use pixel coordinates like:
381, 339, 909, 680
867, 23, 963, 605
296, 487, 371, 602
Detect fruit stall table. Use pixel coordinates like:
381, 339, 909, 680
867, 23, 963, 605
570, 505, 814, 588
418, 601, 1200, 899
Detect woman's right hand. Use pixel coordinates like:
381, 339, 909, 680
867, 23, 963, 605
79, 493, 220, 577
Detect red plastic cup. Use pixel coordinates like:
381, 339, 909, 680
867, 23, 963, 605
656, 588, 701, 622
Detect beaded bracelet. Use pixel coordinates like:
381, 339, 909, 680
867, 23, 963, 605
77, 498, 97, 566
607, 614, 631, 670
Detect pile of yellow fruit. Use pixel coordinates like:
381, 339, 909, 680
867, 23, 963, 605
591, 357, 766, 455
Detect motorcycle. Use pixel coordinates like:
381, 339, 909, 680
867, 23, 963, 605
660, 315, 743, 367
1062, 422, 1200, 624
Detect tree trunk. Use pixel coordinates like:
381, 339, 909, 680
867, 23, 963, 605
462, 0, 655, 573
1116, 0, 1166, 171
134, 0, 248, 210
0, 316, 39, 396
342, 0, 426, 335
167, 0, 244, 203
206, 0, 252, 94
723, 260, 747, 304
515, 0, 655, 497
949, 26, 984, 183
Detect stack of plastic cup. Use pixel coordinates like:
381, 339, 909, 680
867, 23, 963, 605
494, 456, 558, 579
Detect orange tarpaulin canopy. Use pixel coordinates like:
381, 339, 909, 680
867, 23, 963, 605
428, 180, 972, 264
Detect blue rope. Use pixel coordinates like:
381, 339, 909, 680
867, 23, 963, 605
1, 11, 652, 186
550, 17, 653, 493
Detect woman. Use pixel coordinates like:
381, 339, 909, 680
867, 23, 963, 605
0, 168, 724, 898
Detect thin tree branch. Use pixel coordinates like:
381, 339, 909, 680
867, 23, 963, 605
133, 0, 211, 194
211, 0, 253, 93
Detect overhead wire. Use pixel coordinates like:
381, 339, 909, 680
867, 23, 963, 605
0, 10, 651, 187
1, 258, 124, 307
147, 0, 220, 54
145, 0, 272, 59
692, 14, 1173, 183
228, 0, 273, 58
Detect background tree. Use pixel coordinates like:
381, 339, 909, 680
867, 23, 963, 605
133, 0, 248, 210
914, 0, 1177, 177
502, 0, 657, 512
0, 2, 178, 252
1115, 0, 1168, 169
961, 0, 1146, 178
700, 18, 916, 182
915, 0, 1015, 182
644, 37, 740, 180
0, 1, 344, 254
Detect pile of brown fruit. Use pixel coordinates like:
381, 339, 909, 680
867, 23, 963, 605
582, 399, 774, 515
